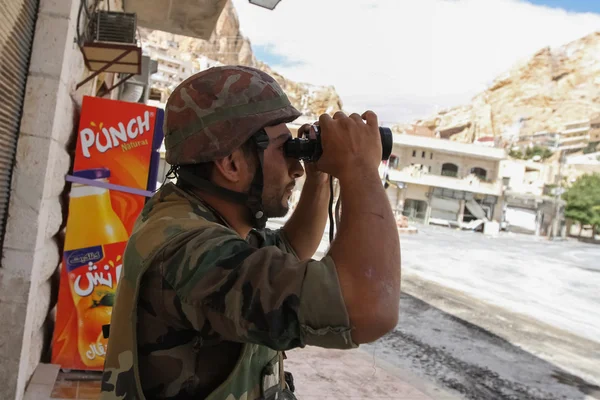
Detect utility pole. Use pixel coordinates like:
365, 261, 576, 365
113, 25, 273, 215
551, 150, 566, 240
549, 45, 564, 241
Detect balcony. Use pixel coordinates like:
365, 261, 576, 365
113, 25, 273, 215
125, 0, 228, 40
387, 167, 503, 196
157, 63, 180, 75
559, 134, 589, 144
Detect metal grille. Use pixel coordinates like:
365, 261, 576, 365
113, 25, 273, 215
94, 11, 136, 44
0, 0, 38, 258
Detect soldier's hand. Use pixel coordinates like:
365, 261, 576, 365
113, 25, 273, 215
316, 111, 382, 180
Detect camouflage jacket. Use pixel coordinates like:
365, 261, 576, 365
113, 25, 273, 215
100, 183, 356, 400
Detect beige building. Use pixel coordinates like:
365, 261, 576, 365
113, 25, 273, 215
558, 119, 590, 151
515, 118, 599, 153
499, 159, 564, 236
499, 159, 557, 197
384, 134, 506, 227
515, 130, 558, 150
589, 115, 600, 144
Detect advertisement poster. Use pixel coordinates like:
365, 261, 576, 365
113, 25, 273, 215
52, 96, 163, 370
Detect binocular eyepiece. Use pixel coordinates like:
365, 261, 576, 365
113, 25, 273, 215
283, 125, 394, 162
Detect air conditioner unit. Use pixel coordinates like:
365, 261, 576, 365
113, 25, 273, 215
77, 11, 142, 90
91, 11, 137, 44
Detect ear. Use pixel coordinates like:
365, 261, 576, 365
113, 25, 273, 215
213, 148, 251, 185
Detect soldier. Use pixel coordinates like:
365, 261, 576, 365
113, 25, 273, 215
100, 65, 401, 400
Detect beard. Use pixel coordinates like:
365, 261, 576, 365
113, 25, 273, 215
262, 186, 291, 219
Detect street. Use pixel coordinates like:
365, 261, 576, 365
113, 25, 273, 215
267, 219, 600, 399
397, 224, 600, 343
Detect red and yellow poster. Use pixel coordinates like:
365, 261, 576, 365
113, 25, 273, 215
52, 96, 163, 370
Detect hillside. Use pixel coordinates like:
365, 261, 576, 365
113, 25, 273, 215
396, 32, 600, 143
140, 1, 343, 118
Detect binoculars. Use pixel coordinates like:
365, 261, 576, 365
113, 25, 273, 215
283, 124, 393, 162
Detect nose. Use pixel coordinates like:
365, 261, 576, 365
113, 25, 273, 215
289, 158, 304, 179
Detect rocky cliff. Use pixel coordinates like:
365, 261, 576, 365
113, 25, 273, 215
398, 32, 600, 143
140, 1, 343, 118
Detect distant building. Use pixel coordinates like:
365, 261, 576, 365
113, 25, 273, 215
514, 131, 558, 150
499, 159, 556, 197
499, 159, 564, 236
143, 37, 223, 103
514, 118, 594, 153
384, 134, 506, 227
558, 119, 590, 152
589, 114, 600, 145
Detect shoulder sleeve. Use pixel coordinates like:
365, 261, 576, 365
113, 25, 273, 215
160, 225, 356, 351
250, 227, 299, 259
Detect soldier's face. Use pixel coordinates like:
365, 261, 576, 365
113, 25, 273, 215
261, 124, 304, 218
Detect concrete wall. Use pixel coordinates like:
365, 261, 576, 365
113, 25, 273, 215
404, 184, 430, 202
499, 159, 554, 196
385, 185, 400, 214
0, 1, 122, 399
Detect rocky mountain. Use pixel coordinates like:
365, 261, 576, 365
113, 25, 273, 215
397, 32, 600, 143
140, 1, 343, 118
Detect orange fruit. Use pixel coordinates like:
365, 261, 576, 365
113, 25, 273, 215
77, 292, 114, 368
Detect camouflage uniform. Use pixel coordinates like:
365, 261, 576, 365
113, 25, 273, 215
100, 66, 357, 400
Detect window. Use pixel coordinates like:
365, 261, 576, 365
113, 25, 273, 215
412, 150, 416, 157
441, 163, 459, 177
432, 188, 468, 199
471, 167, 488, 180
422, 151, 426, 158
430, 153, 433, 160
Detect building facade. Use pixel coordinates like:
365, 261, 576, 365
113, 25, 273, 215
499, 159, 565, 236
515, 118, 598, 153
384, 134, 506, 227
499, 159, 557, 197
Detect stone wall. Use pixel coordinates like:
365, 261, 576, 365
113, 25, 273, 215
0, 1, 122, 399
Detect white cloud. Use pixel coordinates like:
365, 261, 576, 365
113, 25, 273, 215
231, 0, 600, 126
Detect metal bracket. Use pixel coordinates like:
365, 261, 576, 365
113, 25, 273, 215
76, 48, 135, 90
104, 73, 135, 94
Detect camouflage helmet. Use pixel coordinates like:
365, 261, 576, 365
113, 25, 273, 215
164, 65, 302, 165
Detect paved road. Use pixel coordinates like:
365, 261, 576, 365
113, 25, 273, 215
267, 219, 600, 399
364, 278, 600, 400
269, 219, 600, 343
399, 224, 600, 343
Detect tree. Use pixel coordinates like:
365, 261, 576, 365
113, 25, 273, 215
509, 145, 553, 161
562, 173, 600, 236
583, 141, 599, 154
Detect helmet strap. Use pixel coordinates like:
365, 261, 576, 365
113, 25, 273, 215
247, 129, 270, 229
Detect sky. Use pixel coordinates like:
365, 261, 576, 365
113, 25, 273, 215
231, 0, 600, 126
